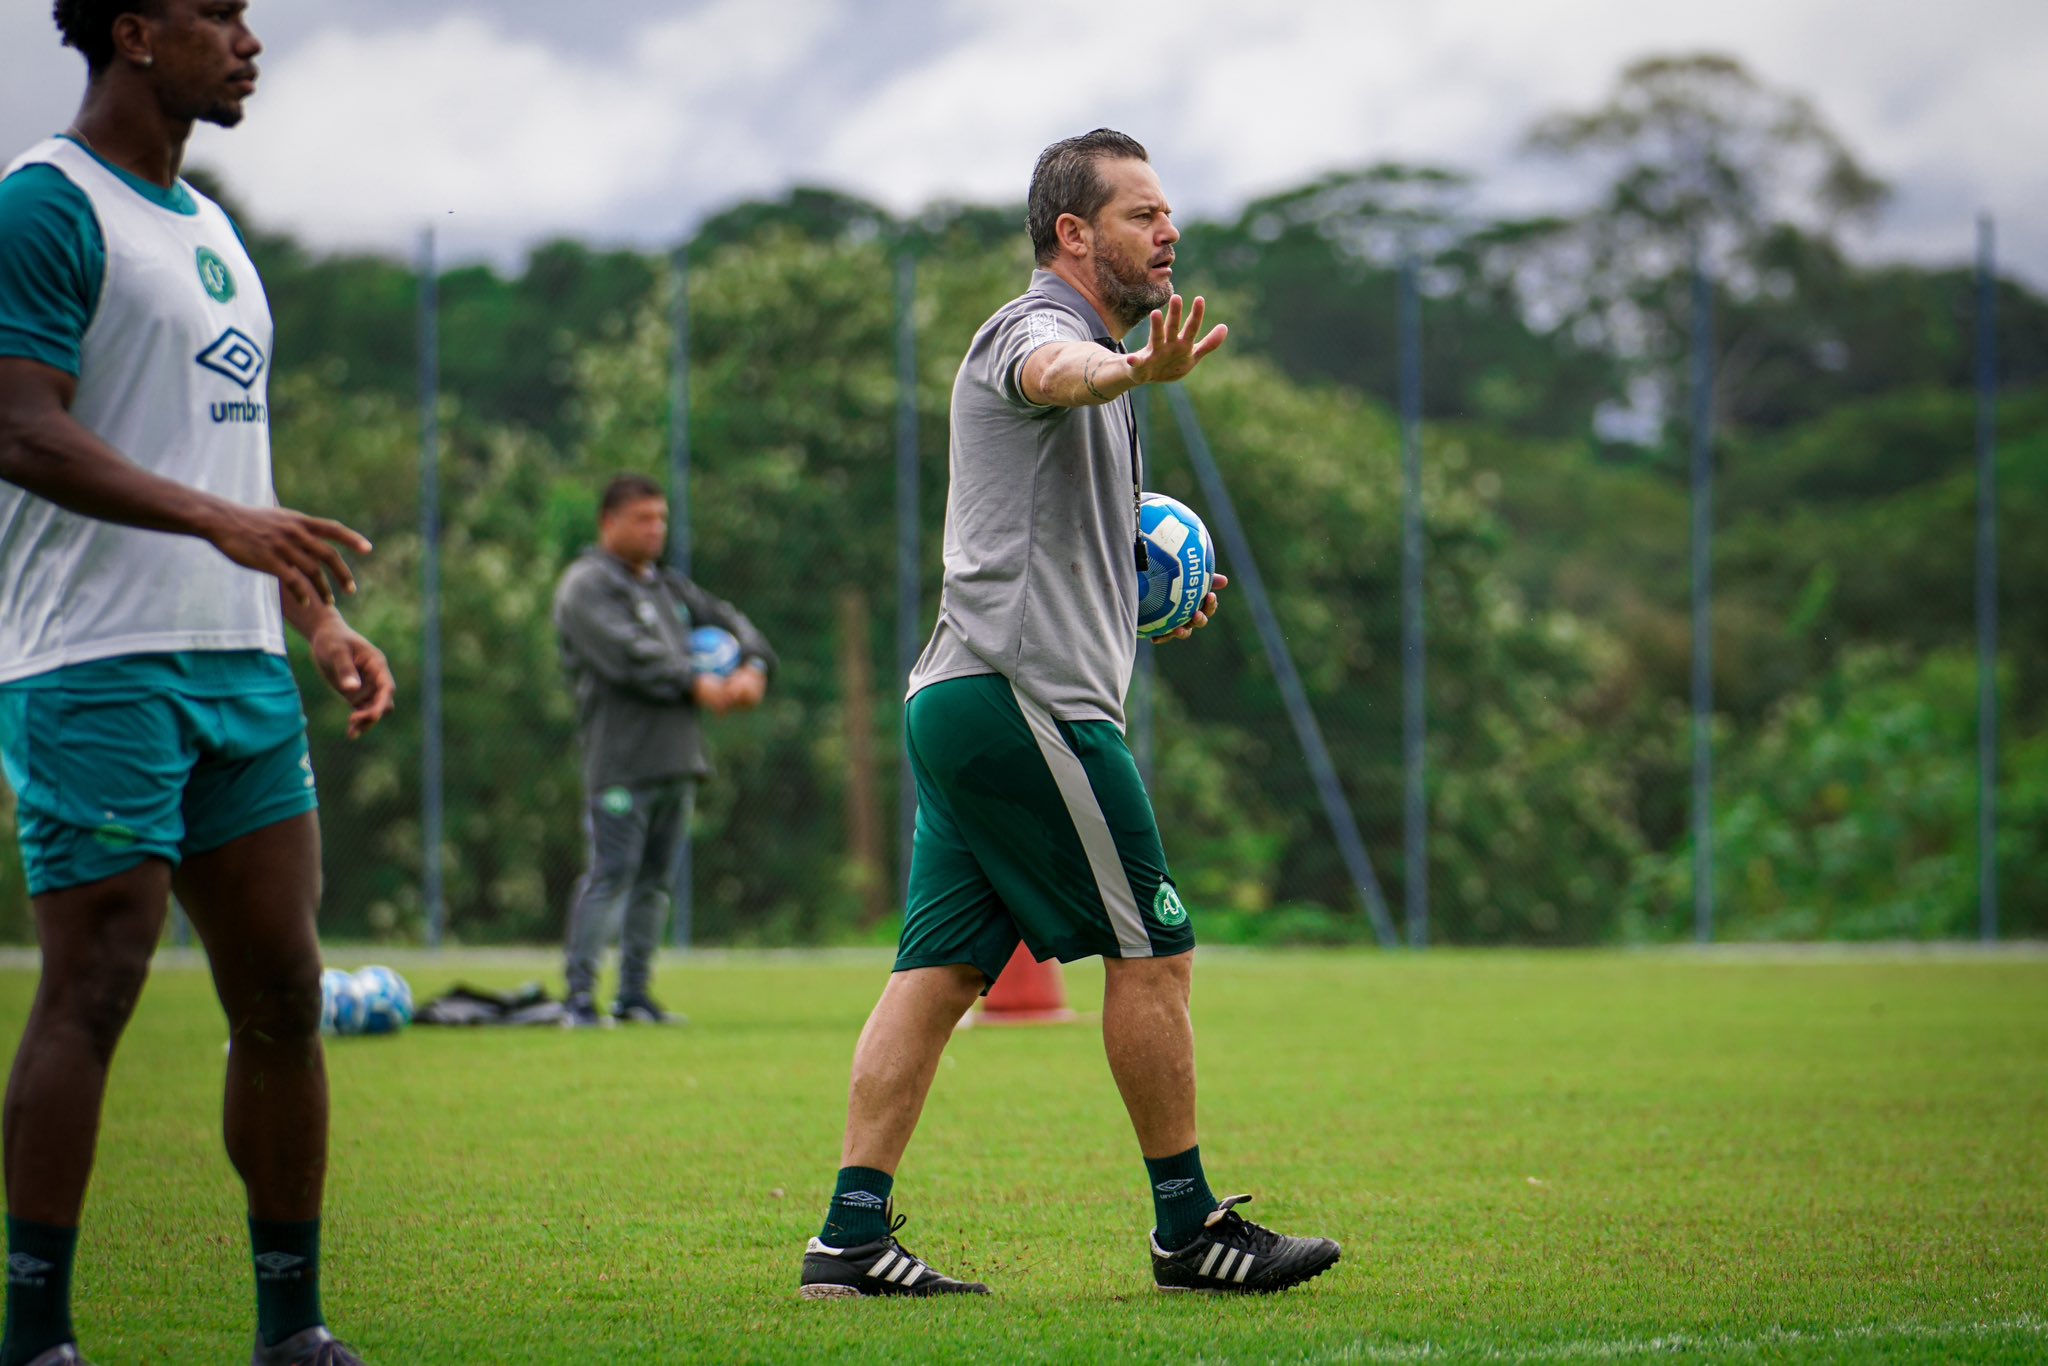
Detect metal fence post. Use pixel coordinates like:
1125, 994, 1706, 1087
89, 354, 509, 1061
668, 243, 695, 949
1975, 214, 2000, 943
1399, 254, 1428, 948
895, 253, 921, 899
1131, 386, 1157, 792
1165, 387, 1399, 947
418, 227, 445, 949
1689, 241, 1715, 945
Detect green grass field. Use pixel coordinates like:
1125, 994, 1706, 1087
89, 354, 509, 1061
2, 947, 2043, 1364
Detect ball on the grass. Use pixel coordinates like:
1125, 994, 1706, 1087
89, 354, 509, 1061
320, 968, 366, 1037
352, 965, 413, 1035
1136, 492, 1216, 640
690, 625, 742, 677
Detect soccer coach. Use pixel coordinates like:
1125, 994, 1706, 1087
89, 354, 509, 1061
552, 473, 775, 1029
797, 129, 1341, 1300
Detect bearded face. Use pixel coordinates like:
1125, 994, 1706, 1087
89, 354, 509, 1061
1091, 239, 1173, 333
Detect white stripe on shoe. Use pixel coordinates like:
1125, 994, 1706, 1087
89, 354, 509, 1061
1234, 1254, 1254, 1283
901, 1262, 925, 1286
1217, 1250, 1241, 1280
889, 1257, 918, 1284
870, 1251, 898, 1279
1198, 1243, 1225, 1278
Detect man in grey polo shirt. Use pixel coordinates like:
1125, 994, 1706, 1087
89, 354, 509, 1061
798, 130, 1341, 1300
553, 473, 774, 1028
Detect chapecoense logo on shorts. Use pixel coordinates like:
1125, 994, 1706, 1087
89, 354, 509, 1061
1153, 883, 1188, 927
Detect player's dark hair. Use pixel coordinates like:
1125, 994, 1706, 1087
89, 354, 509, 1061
600, 473, 665, 517
1027, 129, 1150, 266
53, 0, 160, 74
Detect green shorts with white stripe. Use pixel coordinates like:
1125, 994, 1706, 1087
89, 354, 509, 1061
895, 672, 1194, 985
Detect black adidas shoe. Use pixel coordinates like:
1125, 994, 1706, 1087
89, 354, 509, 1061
1150, 1194, 1341, 1294
251, 1324, 366, 1365
563, 992, 611, 1029
23, 1346, 91, 1366
799, 1209, 989, 1299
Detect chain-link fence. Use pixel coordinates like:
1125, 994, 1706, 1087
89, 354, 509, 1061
1, 195, 2041, 952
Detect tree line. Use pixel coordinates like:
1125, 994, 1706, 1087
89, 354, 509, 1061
0, 55, 2040, 944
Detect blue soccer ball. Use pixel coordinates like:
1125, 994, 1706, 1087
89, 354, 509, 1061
320, 968, 366, 1037
1136, 493, 1216, 640
690, 625, 741, 677
352, 965, 414, 1035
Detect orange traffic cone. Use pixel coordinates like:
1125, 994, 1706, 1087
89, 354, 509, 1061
972, 941, 1078, 1025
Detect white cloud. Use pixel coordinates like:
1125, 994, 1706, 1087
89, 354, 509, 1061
806, 0, 2048, 280
4, 0, 2042, 281
185, 1, 836, 253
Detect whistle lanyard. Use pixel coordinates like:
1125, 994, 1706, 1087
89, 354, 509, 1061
1104, 338, 1146, 571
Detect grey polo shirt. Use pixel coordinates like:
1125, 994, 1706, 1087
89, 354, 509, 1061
907, 270, 1141, 728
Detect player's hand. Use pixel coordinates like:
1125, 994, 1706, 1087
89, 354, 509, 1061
1127, 295, 1228, 387
723, 665, 767, 710
692, 673, 734, 715
207, 504, 370, 607
1150, 573, 1228, 644
308, 618, 396, 739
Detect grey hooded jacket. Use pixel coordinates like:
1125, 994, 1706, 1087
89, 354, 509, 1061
551, 547, 776, 789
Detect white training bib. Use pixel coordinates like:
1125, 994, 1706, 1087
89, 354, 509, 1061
0, 137, 284, 683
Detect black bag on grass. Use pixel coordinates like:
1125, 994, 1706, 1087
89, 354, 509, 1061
414, 982, 572, 1027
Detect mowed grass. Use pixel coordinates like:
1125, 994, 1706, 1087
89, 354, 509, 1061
0, 947, 2043, 1364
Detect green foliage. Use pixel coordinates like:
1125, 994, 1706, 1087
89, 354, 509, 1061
7, 54, 2047, 947
270, 376, 589, 942
1176, 166, 1619, 438
1624, 650, 2048, 941
1143, 368, 1644, 943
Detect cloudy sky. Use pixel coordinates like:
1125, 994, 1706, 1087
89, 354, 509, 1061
5, 0, 2044, 283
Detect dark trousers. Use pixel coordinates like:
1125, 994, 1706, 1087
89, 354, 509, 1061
563, 777, 695, 1000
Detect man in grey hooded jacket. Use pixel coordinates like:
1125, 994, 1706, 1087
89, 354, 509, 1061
552, 473, 775, 1026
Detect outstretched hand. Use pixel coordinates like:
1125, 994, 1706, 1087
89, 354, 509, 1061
1128, 295, 1228, 387
209, 504, 370, 607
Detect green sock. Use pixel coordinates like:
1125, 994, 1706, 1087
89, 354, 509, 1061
249, 1217, 323, 1348
1145, 1146, 1218, 1252
2, 1215, 78, 1366
818, 1167, 894, 1248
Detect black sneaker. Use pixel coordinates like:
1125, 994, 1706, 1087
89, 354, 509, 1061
1150, 1194, 1340, 1294
612, 993, 684, 1025
23, 1346, 91, 1366
799, 1208, 990, 1299
251, 1324, 366, 1365
563, 992, 610, 1029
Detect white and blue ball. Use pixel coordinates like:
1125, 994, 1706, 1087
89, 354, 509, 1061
1135, 493, 1216, 640
320, 968, 366, 1037
689, 625, 741, 678
352, 965, 414, 1035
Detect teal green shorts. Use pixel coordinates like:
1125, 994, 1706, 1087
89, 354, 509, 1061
0, 651, 316, 896
896, 673, 1194, 986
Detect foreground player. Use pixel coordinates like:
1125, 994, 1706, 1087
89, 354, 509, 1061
0, 3, 393, 1362
799, 129, 1341, 1299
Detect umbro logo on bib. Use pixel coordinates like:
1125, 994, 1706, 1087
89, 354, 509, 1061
196, 327, 266, 390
